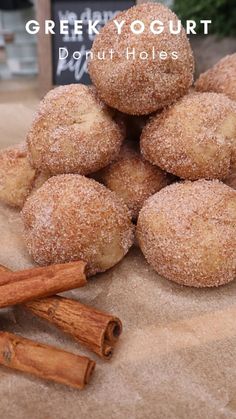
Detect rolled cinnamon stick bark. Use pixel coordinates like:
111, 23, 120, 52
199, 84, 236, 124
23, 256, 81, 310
0, 264, 122, 359
25, 296, 122, 360
0, 331, 95, 389
0, 262, 87, 308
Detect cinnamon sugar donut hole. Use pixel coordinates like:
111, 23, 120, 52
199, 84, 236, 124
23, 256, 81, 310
195, 54, 236, 101
137, 180, 236, 287
0, 144, 49, 208
96, 145, 168, 220
141, 92, 236, 180
89, 3, 194, 115
22, 175, 134, 276
27, 84, 124, 176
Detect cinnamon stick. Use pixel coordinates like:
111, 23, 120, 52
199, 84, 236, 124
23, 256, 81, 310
25, 296, 122, 359
0, 262, 87, 308
0, 331, 95, 389
0, 264, 122, 359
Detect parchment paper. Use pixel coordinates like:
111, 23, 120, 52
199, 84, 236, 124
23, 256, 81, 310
0, 105, 236, 419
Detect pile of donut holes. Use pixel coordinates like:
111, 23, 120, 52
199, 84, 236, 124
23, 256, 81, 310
1, 3, 236, 288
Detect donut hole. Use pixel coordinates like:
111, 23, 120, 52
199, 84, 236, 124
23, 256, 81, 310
22, 175, 134, 274
89, 3, 194, 115
27, 85, 124, 175
96, 146, 168, 219
0, 145, 36, 208
141, 92, 236, 181
195, 54, 236, 102
137, 180, 236, 287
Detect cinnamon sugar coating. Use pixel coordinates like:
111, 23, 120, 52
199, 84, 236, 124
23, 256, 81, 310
0, 144, 49, 208
96, 145, 168, 219
89, 3, 194, 115
195, 54, 236, 101
137, 180, 236, 287
141, 92, 236, 180
27, 84, 124, 176
22, 175, 134, 276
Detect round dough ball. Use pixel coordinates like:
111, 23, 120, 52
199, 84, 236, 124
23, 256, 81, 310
195, 54, 236, 101
141, 92, 236, 180
27, 84, 124, 175
137, 180, 236, 287
0, 144, 36, 208
96, 145, 168, 219
22, 175, 134, 275
89, 3, 194, 115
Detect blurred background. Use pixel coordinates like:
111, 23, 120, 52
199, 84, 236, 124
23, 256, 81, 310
0, 0, 235, 107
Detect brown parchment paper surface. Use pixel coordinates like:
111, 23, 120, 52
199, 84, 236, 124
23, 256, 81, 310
0, 104, 236, 419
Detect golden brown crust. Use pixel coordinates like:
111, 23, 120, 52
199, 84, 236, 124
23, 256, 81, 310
27, 84, 124, 175
0, 144, 51, 208
0, 144, 36, 208
96, 145, 168, 219
89, 3, 194, 115
137, 180, 236, 287
141, 92, 236, 180
22, 174, 134, 276
195, 54, 236, 101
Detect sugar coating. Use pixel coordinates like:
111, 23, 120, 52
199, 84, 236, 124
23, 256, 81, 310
89, 3, 194, 115
22, 174, 134, 276
137, 180, 236, 287
141, 92, 236, 180
96, 144, 168, 219
27, 84, 124, 175
0, 144, 51, 208
0, 144, 36, 208
195, 53, 236, 101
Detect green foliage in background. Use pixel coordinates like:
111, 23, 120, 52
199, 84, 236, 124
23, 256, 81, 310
174, 0, 236, 37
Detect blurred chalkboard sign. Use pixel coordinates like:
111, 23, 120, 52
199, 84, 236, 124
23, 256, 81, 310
52, 0, 136, 85
37, 0, 137, 97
